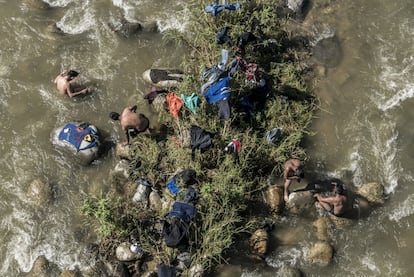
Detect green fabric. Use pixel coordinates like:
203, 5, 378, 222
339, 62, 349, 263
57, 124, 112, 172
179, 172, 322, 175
181, 93, 200, 114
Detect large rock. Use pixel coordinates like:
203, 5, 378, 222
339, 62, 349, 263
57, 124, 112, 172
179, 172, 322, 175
264, 185, 283, 214
356, 182, 385, 205
285, 191, 315, 215
116, 242, 142, 262
306, 241, 333, 266
326, 213, 353, 229
27, 178, 52, 207
249, 228, 269, 257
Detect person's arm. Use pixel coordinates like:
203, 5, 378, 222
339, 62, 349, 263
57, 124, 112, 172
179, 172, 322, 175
66, 86, 88, 98
314, 193, 336, 204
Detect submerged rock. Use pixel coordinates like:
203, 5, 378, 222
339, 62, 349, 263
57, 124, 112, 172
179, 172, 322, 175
27, 178, 52, 206
306, 241, 333, 266
312, 36, 342, 68
356, 182, 385, 205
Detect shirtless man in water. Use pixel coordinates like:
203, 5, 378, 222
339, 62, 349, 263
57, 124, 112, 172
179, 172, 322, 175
54, 70, 89, 98
283, 159, 304, 202
314, 182, 348, 216
110, 105, 150, 145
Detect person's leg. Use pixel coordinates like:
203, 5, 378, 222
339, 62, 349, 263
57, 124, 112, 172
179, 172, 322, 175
284, 179, 292, 202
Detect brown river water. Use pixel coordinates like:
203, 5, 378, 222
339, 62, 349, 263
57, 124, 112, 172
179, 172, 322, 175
0, 0, 413, 276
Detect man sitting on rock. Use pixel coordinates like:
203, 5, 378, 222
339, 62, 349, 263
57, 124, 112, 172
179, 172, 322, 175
314, 182, 348, 216
110, 105, 149, 145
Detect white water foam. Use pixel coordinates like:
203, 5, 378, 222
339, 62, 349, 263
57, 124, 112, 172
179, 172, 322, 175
389, 194, 414, 222
56, 1, 96, 35
112, 0, 190, 32
42, 0, 75, 8
378, 83, 414, 112
265, 247, 303, 268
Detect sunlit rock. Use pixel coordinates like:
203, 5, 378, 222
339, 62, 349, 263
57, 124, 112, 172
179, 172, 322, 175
326, 213, 353, 228
264, 185, 283, 214
27, 178, 52, 206
306, 241, 333, 266
356, 182, 385, 205
249, 228, 269, 257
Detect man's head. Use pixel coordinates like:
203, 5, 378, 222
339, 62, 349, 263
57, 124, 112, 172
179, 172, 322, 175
109, 112, 120, 121
67, 70, 79, 78
333, 183, 345, 195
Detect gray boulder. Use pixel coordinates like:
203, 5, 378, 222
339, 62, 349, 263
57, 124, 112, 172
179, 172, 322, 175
285, 191, 315, 215
109, 18, 142, 38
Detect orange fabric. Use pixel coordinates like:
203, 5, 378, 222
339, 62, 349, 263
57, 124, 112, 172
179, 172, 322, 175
166, 93, 184, 118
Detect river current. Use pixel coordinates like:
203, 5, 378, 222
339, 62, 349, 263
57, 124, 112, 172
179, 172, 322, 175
0, 0, 413, 276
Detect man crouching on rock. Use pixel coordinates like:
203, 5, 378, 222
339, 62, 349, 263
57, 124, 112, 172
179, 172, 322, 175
110, 105, 150, 146
314, 182, 348, 216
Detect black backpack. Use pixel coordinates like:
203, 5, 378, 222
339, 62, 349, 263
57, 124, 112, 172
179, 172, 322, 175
190, 125, 214, 160
163, 217, 190, 248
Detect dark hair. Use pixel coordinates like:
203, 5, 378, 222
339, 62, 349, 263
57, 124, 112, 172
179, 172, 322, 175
109, 112, 120, 121
335, 184, 345, 195
67, 70, 79, 78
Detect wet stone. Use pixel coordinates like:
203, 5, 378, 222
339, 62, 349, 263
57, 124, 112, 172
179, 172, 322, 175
312, 36, 342, 68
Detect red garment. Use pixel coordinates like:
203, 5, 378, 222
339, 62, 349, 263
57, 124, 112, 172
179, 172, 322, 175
166, 93, 183, 118
232, 139, 242, 153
